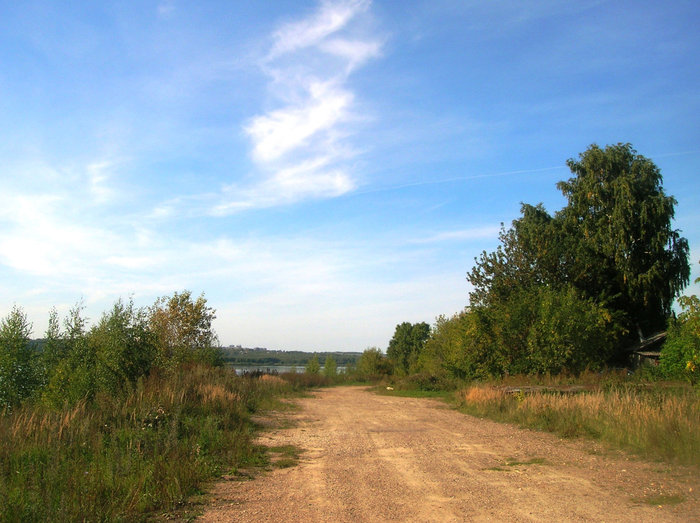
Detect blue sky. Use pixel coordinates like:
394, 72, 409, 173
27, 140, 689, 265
1, 0, 698, 351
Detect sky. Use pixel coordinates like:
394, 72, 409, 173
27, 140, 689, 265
1, 0, 698, 351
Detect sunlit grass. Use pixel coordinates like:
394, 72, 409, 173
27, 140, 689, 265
459, 378, 700, 466
0, 365, 302, 521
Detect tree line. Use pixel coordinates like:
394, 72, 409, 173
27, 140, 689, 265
364, 144, 698, 384
0, 290, 219, 409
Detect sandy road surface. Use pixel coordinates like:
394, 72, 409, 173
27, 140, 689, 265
200, 386, 699, 522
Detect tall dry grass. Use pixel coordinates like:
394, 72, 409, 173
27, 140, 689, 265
460, 382, 700, 466
0, 365, 297, 521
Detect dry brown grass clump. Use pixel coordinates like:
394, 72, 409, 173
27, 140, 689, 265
460, 382, 700, 466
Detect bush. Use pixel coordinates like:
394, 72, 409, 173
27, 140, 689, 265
661, 294, 700, 384
0, 306, 40, 408
323, 355, 337, 378
355, 347, 392, 380
305, 354, 320, 374
525, 286, 621, 374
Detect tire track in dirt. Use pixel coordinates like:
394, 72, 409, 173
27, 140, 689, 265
199, 386, 699, 522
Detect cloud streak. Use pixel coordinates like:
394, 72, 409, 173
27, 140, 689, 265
213, 0, 381, 214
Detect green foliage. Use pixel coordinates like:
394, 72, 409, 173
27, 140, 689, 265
421, 286, 624, 380
42, 302, 97, 406
386, 322, 430, 374
559, 144, 690, 336
323, 354, 337, 378
660, 267, 700, 383
0, 306, 40, 408
305, 354, 320, 374
0, 365, 301, 521
525, 286, 621, 374
40, 292, 219, 407
467, 144, 690, 371
419, 312, 488, 381
88, 298, 157, 393
356, 347, 392, 379
149, 291, 220, 370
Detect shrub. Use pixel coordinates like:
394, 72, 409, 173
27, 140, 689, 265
661, 293, 700, 384
355, 347, 392, 380
0, 306, 40, 408
305, 354, 320, 374
323, 355, 337, 378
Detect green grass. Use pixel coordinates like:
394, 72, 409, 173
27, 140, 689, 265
378, 387, 453, 400
639, 494, 686, 506
0, 365, 306, 521
503, 457, 547, 466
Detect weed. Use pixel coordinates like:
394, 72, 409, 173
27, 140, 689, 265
637, 494, 685, 506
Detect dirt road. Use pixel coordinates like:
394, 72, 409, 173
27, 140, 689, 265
200, 386, 699, 522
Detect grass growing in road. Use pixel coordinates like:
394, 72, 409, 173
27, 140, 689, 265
459, 381, 700, 467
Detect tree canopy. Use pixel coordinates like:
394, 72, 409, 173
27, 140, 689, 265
387, 322, 430, 374
468, 143, 690, 365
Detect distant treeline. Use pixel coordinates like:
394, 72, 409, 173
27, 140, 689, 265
219, 347, 361, 366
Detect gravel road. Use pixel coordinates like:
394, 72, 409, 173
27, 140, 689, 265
199, 386, 699, 522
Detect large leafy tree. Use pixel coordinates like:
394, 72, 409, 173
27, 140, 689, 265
468, 143, 690, 366
558, 143, 689, 337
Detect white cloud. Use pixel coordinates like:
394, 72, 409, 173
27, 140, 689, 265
86, 160, 116, 204
410, 226, 502, 244
212, 0, 381, 214
245, 81, 353, 163
268, 0, 370, 58
320, 37, 382, 71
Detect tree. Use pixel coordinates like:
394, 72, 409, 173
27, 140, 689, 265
43, 302, 96, 405
387, 322, 430, 374
89, 298, 156, 392
323, 354, 337, 378
40, 307, 65, 376
468, 144, 690, 366
558, 143, 689, 337
468, 203, 563, 308
356, 347, 392, 378
149, 291, 220, 369
305, 354, 320, 374
0, 306, 39, 408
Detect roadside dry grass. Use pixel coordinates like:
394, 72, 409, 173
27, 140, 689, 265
0, 365, 306, 521
459, 380, 700, 467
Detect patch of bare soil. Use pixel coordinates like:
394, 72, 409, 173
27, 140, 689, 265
199, 386, 699, 522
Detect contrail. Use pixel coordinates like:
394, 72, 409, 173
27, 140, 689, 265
350, 165, 566, 197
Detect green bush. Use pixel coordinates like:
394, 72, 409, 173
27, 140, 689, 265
417, 286, 622, 381
0, 306, 41, 408
525, 286, 621, 374
661, 293, 700, 384
305, 354, 320, 374
355, 347, 392, 380
323, 355, 337, 378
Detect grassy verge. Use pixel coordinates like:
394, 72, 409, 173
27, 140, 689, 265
459, 378, 700, 467
0, 365, 305, 521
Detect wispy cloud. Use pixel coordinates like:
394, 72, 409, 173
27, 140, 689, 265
409, 226, 502, 244
245, 81, 353, 163
213, 0, 382, 214
268, 0, 371, 58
